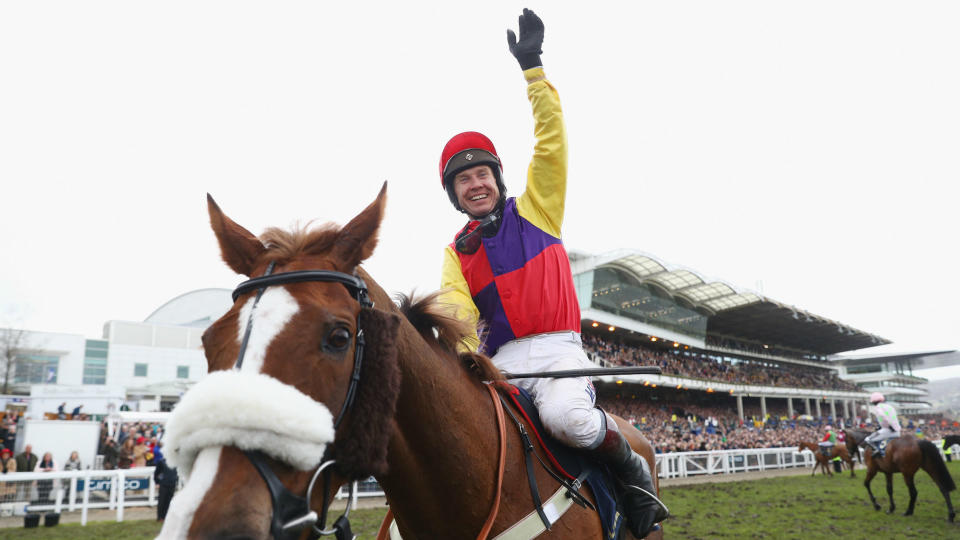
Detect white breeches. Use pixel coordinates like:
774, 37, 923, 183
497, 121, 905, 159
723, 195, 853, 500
865, 427, 899, 445
492, 331, 604, 449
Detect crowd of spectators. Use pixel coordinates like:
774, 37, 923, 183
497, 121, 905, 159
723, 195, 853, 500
0, 412, 20, 456
705, 335, 825, 363
98, 421, 166, 470
598, 392, 959, 454
582, 333, 859, 391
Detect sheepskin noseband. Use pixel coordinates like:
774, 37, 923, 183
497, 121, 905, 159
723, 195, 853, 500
165, 370, 335, 475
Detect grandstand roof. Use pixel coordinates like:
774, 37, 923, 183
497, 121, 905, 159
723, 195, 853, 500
832, 349, 959, 370
144, 288, 233, 328
570, 249, 890, 356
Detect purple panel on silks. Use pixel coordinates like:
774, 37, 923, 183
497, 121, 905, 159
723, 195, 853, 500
472, 281, 516, 355
482, 198, 562, 277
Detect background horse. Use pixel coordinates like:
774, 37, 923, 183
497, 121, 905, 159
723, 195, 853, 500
944, 434, 960, 459
797, 441, 855, 477
843, 429, 955, 521
157, 185, 665, 539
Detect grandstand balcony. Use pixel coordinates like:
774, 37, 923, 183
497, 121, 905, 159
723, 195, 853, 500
592, 370, 865, 403
843, 372, 928, 386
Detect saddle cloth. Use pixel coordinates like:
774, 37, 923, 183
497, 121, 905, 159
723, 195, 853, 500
506, 385, 623, 539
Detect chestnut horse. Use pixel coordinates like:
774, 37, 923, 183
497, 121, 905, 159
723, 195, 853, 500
797, 441, 855, 477
843, 429, 955, 521
157, 185, 664, 539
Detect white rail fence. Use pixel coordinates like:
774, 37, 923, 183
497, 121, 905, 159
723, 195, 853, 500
657, 447, 816, 479
0, 468, 157, 525
1, 442, 952, 525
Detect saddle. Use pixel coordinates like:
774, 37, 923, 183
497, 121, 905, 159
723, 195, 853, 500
496, 384, 624, 539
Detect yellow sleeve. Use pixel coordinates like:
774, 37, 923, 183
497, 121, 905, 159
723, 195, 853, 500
516, 67, 567, 238
439, 245, 480, 352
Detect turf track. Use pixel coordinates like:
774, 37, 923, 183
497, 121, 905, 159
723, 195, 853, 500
2, 461, 956, 539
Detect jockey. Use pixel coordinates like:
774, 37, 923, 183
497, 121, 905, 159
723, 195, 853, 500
438, 9, 668, 538
862, 392, 901, 453
818, 425, 836, 457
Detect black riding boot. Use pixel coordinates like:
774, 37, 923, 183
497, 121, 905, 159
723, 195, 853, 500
589, 429, 670, 539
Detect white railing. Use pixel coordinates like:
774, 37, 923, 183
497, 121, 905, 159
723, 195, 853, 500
655, 447, 815, 479
3, 442, 950, 526
0, 468, 156, 525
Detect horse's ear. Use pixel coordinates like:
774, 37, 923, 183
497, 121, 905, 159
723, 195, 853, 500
334, 182, 387, 270
207, 194, 266, 277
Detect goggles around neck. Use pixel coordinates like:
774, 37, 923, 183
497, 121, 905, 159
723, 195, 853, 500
455, 213, 499, 254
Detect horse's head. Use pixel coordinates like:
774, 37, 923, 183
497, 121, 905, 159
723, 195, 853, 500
158, 184, 402, 540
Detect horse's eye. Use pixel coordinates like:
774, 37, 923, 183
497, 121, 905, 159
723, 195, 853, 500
326, 327, 352, 351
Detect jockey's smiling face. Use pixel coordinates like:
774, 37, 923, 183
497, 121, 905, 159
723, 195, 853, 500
454, 165, 499, 218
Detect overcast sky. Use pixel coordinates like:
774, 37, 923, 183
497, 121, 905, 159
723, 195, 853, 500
1, 2, 957, 379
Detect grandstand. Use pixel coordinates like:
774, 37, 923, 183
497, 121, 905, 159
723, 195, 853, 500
567, 249, 955, 423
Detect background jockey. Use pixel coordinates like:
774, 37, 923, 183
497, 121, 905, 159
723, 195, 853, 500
818, 425, 836, 457
863, 392, 901, 453
437, 8, 668, 538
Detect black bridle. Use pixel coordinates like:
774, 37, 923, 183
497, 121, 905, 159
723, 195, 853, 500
231, 262, 371, 540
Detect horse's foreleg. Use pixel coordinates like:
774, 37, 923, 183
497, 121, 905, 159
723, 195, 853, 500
864, 466, 880, 511
902, 472, 918, 516
884, 472, 895, 514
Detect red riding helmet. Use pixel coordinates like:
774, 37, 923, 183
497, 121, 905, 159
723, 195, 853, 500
439, 131, 506, 212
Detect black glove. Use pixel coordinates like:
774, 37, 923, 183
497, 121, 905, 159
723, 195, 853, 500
506, 8, 544, 70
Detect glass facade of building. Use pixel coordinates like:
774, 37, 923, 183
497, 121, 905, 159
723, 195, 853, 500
83, 339, 108, 385
584, 266, 708, 340
14, 353, 59, 384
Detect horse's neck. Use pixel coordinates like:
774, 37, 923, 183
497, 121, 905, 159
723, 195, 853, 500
378, 331, 503, 535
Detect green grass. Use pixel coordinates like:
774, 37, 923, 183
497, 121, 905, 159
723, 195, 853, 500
0, 509, 391, 540
662, 461, 960, 539
0, 519, 163, 539
2, 462, 956, 539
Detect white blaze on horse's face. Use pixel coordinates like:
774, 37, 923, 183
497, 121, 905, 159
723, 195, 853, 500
236, 287, 300, 373
156, 446, 223, 540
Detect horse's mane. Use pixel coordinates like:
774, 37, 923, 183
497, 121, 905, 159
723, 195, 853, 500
260, 222, 341, 261
396, 291, 503, 382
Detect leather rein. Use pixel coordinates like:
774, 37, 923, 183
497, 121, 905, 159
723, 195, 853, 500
232, 262, 372, 540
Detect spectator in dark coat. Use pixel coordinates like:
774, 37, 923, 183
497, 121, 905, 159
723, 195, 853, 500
15, 444, 38, 473
103, 438, 119, 470
153, 446, 178, 522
